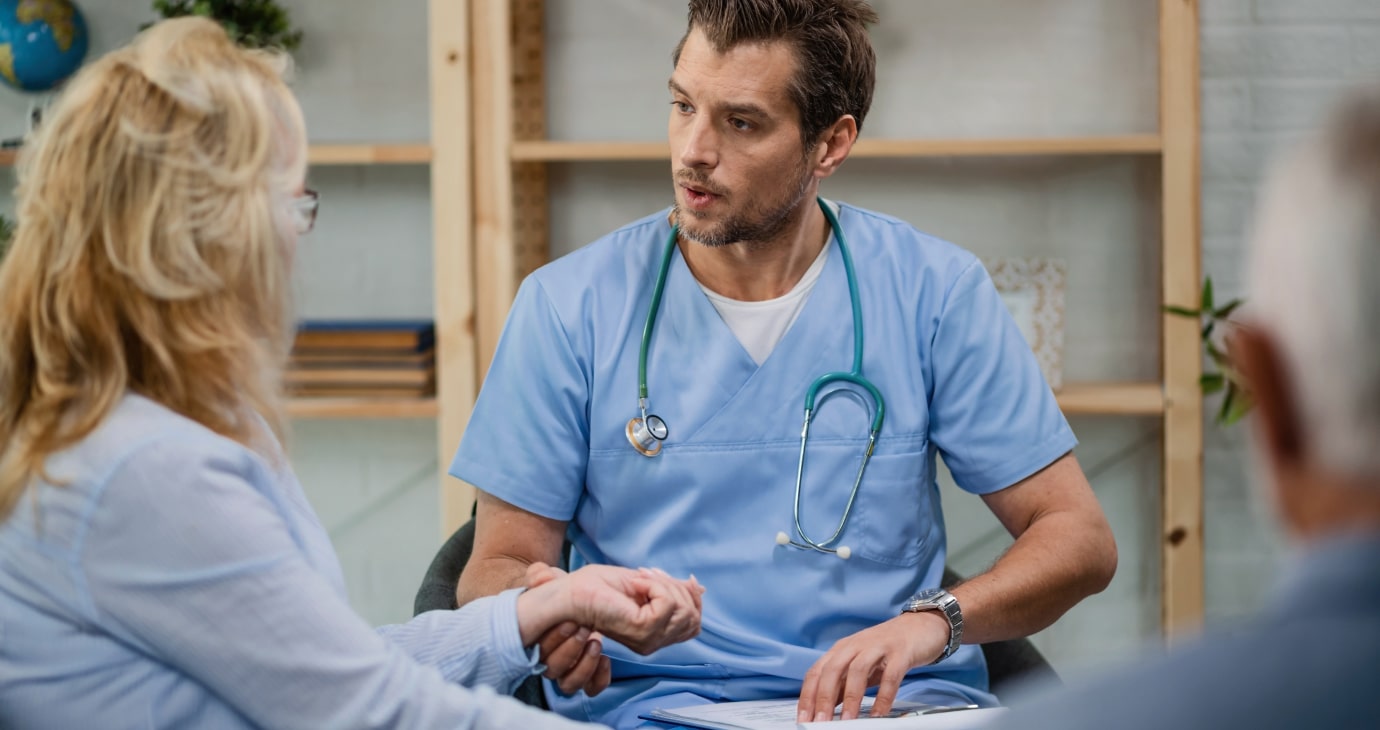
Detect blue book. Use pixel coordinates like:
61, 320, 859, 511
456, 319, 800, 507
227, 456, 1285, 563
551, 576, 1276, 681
294, 319, 435, 352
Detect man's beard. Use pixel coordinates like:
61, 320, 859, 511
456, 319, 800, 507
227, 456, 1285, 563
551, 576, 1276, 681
672, 162, 814, 248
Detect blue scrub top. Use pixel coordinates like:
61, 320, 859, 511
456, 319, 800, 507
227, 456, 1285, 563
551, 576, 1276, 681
451, 202, 1077, 728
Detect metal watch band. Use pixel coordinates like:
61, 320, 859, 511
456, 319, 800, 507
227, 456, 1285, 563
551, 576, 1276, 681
901, 589, 964, 663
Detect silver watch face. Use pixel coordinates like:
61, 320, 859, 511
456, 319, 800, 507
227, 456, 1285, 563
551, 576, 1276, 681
903, 588, 946, 613
912, 588, 946, 604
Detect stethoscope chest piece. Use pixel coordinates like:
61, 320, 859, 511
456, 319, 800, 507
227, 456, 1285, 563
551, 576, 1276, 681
626, 414, 669, 457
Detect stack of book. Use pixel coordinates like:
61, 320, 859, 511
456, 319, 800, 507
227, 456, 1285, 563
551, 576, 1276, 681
287, 320, 436, 399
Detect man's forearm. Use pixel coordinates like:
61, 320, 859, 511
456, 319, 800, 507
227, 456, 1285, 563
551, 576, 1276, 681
950, 509, 1116, 645
456, 555, 537, 607
458, 492, 573, 608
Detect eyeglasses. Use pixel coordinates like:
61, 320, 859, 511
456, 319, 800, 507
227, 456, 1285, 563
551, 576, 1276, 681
292, 188, 319, 235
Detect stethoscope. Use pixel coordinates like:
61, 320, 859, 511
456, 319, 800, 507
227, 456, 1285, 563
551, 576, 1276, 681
626, 196, 886, 559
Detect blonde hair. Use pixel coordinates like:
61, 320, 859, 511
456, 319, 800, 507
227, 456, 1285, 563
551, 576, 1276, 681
0, 17, 307, 518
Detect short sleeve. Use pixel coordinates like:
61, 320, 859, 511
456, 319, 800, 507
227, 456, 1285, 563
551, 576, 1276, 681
928, 261, 1077, 493
449, 276, 590, 520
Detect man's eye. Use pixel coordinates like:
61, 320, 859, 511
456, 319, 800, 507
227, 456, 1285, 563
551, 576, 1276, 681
730, 118, 753, 131
671, 101, 693, 114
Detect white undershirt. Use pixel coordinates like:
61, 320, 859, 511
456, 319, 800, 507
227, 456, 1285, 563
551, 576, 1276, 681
697, 237, 832, 365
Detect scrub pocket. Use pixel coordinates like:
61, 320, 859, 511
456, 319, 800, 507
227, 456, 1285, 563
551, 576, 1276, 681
846, 442, 936, 567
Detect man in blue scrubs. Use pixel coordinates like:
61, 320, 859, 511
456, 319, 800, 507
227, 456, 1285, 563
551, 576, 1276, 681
452, 1, 1117, 727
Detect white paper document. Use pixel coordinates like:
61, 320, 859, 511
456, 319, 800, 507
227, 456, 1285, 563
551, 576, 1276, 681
800, 708, 1008, 729
639, 697, 1002, 730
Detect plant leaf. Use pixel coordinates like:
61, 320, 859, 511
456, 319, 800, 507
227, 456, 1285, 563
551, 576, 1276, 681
1164, 305, 1200, 318
1202, 321, 1215, 340
1217, 384, 1235, 424
1222, 385, 1255, 425
1214, 298, 1244, 320
1200, 372, 1225, 394
1206, 341, 1229, 368
1201, 276, 1215, 312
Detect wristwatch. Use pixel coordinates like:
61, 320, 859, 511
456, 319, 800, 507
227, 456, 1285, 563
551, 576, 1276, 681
901, 588, 963, 664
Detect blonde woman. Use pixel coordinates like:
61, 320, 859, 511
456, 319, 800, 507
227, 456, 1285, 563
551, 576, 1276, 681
0, 18, 701, 729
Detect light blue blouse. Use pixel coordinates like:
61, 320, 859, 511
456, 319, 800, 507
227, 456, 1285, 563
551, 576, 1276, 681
452, 203, 1077, 728
0, 394, 599, 729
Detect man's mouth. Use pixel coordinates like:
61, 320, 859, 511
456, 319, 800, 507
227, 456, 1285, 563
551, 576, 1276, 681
680, 182, 721, 209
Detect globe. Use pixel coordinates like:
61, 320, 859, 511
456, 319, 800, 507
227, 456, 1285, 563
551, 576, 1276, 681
0, 0, 88, 93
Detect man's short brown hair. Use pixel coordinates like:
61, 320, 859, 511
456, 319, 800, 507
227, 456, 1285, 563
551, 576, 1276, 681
673, 0, 878, 149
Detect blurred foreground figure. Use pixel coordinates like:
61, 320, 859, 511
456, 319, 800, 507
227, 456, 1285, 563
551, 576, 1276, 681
988, 84, 1380, 730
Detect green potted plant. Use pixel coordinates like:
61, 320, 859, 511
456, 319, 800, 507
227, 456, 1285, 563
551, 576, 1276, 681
1165, 276, 1251, 425
146, 0, 303, 51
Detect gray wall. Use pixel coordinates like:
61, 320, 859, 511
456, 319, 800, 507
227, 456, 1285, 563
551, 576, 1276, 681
1, 0, 1374, 669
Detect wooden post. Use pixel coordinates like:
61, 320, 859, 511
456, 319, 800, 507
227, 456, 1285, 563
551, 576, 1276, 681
473, 0, 549, 386
512, 0, 550, 284
471, 0, 516, 387
1159, 0, 1205, 641
430, 0, 479, 535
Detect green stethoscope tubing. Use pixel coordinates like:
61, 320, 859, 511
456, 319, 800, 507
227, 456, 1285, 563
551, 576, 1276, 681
635, 196, 885, 557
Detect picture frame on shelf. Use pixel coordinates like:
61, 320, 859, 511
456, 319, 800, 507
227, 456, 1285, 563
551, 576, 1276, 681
985, 257, 1066, 392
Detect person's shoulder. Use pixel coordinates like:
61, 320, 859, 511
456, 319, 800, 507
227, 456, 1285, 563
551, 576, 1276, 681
13, 395, 265, 552
533, 209, 670, 278
836, 201, 979, 275
834, 201, 983, 303
522, 208, 672, 307
54, 395, 262, 501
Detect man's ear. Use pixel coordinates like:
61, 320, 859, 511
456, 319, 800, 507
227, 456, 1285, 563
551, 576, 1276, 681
812, 115, 858, 178
1232, 325, 1302, 469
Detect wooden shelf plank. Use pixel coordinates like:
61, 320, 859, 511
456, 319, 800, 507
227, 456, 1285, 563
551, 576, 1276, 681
510, 134, 1163, 162
1056, 382, 1165, 415
287, 397, 439, 419
308, 144, 432, 165
0, 145, 432, 168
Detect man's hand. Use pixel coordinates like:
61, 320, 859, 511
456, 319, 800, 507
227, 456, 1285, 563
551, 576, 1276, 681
522, 563, 705, 697
568, 565, 704, 652
796, 612, 949, 723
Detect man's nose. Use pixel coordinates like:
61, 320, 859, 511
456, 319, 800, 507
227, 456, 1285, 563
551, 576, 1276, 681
677, 116, 718, 169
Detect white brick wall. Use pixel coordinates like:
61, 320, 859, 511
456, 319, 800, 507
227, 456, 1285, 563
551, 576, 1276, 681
1200, 1, 1380, 625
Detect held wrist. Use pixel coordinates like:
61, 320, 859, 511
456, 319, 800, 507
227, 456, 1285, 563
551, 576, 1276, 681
515, 577, 577, 645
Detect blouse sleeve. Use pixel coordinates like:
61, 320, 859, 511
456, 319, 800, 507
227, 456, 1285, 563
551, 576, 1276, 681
75, 433, 595, 730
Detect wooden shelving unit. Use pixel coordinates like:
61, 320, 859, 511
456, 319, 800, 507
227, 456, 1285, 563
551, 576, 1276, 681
283, 0, 474, 526
287, 397, 439, 420
1055, 382, 1166, 416
511, 134, 1164, 162
308, 144, 432, 165
468, 0, 1202, 638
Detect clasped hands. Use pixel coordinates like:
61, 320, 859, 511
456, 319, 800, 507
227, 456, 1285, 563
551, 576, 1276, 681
516, 562, 704, 697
